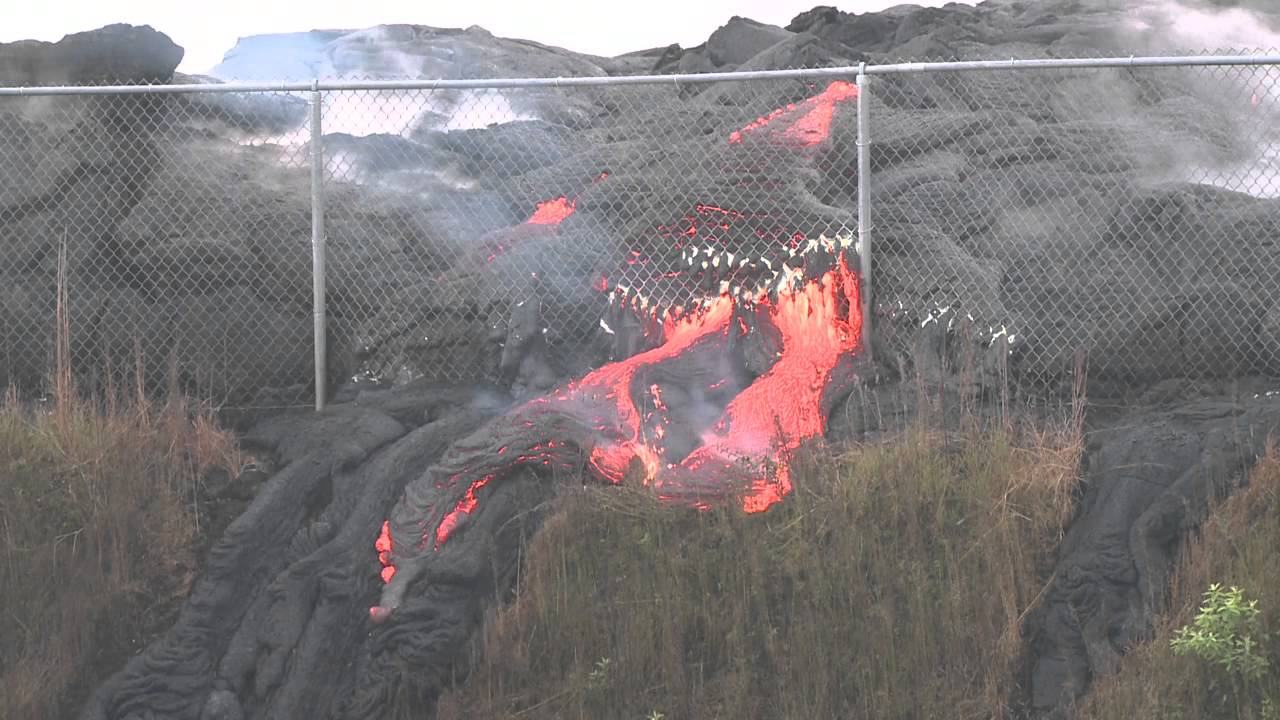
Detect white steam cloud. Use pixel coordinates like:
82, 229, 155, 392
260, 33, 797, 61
217, 26, 539, 182
1123, 0, 1280, 50
1120, 1, 1280, 197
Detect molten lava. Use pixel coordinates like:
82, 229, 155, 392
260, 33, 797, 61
435, 473, 496, 547
657, 256, 862, 512
375, 521, 395, 583
729, 80, 859, 147
378, 235, 862, 596
525, 196, 576, 225
415, 255, 859, 564
428, 297, 736, 551
374, 74, 863, 600
523, 171, 610, 226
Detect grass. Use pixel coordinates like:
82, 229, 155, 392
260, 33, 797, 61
0, 254, 244, 718
0, 380, 243, 719
435, 408, 1085, 720
1080, 440, 1280, 720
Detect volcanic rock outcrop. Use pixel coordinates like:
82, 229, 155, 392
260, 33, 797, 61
1, 2, 1276, 719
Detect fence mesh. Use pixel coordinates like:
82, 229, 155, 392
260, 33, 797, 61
1, 59, 1278, 407
870, 63, 1280, 389
319, 78, 858, 391
0, 89, 317, 406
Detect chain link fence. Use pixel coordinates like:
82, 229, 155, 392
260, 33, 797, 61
1, 56, 1278, 408
869, 60, 1280, 391
0, 87, 323, 406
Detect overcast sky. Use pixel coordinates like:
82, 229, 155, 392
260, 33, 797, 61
2, 1, 975, 74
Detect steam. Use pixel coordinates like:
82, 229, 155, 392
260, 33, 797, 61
215, 27, 540, 183
1122, 0, 1280, 50
1119, 0, 1280, 197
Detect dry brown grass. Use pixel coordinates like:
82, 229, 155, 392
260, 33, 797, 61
0, 377, 243, 719
434, 405, 1085, 720
0, 249, 244, 718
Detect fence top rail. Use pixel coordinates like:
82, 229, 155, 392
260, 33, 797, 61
865, 53, 1280, 74
0, 53, 1277, 96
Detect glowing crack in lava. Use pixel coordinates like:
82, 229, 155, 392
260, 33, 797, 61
729, 80, 859, 147
524, 171, 609, 226
375, 521, 395, 583
484, 172, 611, 263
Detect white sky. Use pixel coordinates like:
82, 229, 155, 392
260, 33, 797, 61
1, 1, 974, 74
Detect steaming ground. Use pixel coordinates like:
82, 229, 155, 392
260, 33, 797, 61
1118, 0, 1280, 197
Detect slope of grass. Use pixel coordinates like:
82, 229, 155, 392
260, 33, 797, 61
436, 415, 1084, 720
0, 383, 242, 719
1081, 442, 1280, 720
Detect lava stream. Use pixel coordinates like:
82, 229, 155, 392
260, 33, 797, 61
729, 80, 859, 147
429, 297, 737, 550
656, 256, 862, 512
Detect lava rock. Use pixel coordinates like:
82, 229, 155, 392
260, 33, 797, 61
0, 24, 182, 86
705, 16, 796, 68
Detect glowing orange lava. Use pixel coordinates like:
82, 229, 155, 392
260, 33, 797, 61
434, 473, 495, 547
729, 80, 859, 147
658, 257, 862, 512
375, 520, 396, 583
401, 255, 861, 562
525, 196, 577, 225
429, 298, 736, 549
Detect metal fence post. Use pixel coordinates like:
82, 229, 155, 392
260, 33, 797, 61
856, 63, 872, 360
310, 81, 328, 411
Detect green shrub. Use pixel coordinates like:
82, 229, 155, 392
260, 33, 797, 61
1172, 584, 1270, 683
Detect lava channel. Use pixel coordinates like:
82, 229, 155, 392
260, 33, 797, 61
729, 80, 859, 147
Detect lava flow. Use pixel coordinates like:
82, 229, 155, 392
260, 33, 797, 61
524, 170, 609, 226
379, 250, 861, 606
375, 521, 395, 583
430, 296, 737, 550
729, 80, 859, 147
525, 196, 576, 225
373, 77, 864, 618
655, 255, 862, 512
483, 172, 610, 263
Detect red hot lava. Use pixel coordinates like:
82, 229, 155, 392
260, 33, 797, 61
729, 80, 859, 147
523, 171, 610, 226
374, 77, 863, 612
429, 297, 737, 551
525, 196, 576, 225
414, 251, 860, 563
375, 521, 395, 583
484, 172, 611, 263
655, 256, 862, 512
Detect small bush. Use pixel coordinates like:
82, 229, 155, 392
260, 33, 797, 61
1171, 584, 1270, 683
